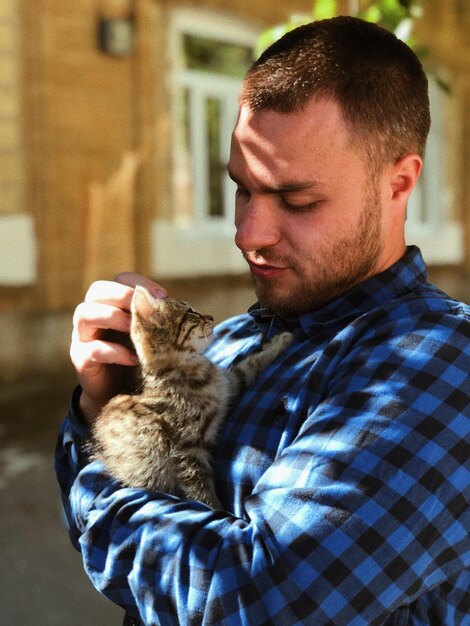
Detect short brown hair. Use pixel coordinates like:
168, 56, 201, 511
241, 16, 430, 167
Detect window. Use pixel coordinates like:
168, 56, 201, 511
153, 9, 259, 278
405, 77, 463, 264
173, 32, 251, 225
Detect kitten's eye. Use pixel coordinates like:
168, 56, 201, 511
178, 300, 196, 314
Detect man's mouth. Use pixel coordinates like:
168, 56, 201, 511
245, 257, 289, 278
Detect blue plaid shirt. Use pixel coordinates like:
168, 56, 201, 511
56, 247, 470, 625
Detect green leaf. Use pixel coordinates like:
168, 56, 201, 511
394, 17, 413, 41
312, 0, 337, 21
255, 0, 451, 94
255, 19, 310, 58
360, 6, 382, 23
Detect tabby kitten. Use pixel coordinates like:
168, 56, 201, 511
91, 286, 292, 509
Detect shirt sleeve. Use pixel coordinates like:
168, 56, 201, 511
55, 386, 94, 550
55, 313, 470, 625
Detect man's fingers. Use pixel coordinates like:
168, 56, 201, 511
82, 277, 167, 316
69, 276, 163, 422
71, 335, 138, 369
84, 280, 136, 309
115, 272, 168, 298
73, 302, 132, 342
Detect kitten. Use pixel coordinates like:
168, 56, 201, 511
91, 286, 292, 508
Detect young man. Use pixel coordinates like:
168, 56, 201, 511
56, 17, 470, 625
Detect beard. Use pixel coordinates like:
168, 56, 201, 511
246, 188, 383, 317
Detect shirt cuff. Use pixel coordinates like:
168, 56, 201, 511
67, 385, 92, 441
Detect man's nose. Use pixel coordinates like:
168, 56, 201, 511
234, 198, 281, 252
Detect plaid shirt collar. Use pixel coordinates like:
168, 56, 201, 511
248, 245, 428, 338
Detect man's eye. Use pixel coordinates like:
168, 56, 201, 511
282, 199, 320, 213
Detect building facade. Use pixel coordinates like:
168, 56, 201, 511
1, 0, 469, 380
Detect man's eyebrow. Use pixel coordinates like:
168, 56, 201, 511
227, 168, 324, 194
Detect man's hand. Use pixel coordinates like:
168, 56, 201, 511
70, 272, 167, 423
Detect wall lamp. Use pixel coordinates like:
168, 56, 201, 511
98, 15, 134, 57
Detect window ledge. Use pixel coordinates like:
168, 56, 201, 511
405, 221, 464, 265
152, 220, 247, 278
0, 214, 37, 285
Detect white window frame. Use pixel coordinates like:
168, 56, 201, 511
152, 9, 260, 278
177, 72, 241, 226
405, 77, 463, 264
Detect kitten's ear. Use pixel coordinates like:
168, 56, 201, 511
132, 286, 164, 320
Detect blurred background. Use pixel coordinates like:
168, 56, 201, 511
0, 0, 469, 623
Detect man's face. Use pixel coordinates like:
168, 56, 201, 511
228, 98, 389, 316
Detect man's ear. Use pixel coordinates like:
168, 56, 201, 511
389, 153, 423, 207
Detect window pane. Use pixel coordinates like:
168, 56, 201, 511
173, 87, 193, 221
206, 97, 223, 217
183, 34, 253, 79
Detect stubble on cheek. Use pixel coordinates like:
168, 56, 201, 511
250, 201, 382, 316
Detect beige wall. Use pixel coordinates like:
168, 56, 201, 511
0, 0, 23, 217
0, 0, 35, 296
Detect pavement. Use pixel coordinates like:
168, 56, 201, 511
0, 371, 123, 625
